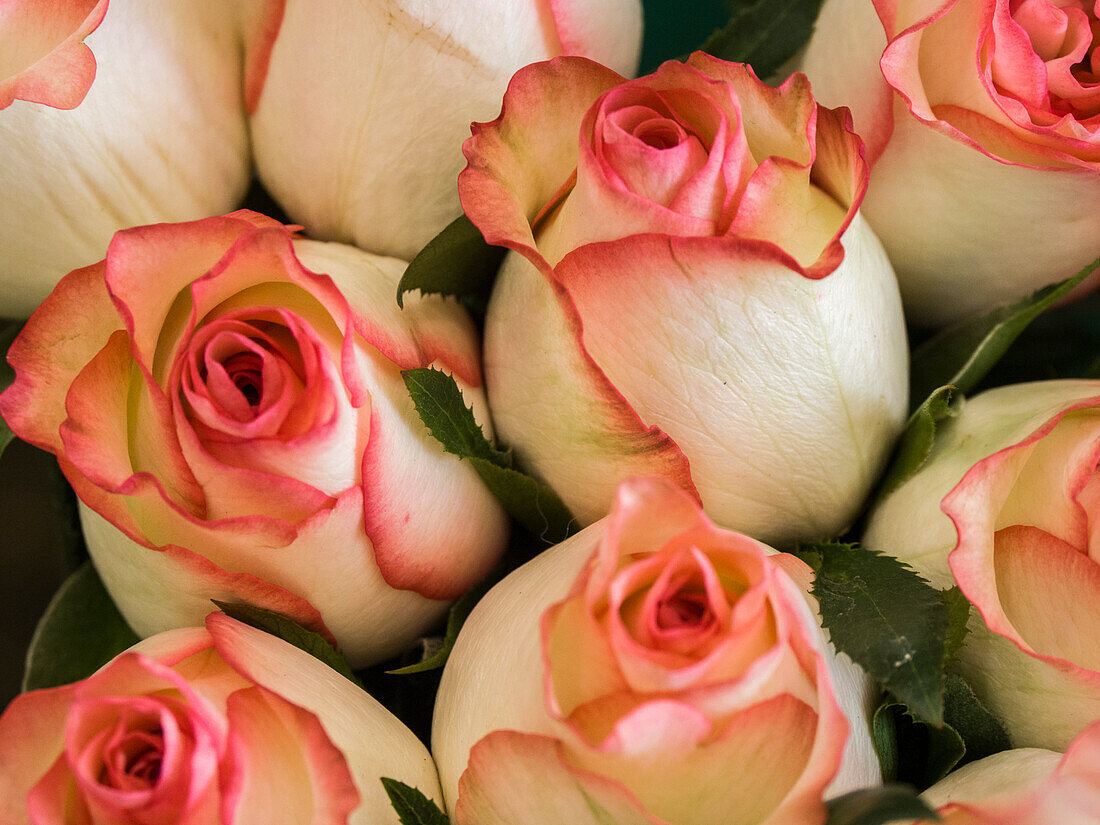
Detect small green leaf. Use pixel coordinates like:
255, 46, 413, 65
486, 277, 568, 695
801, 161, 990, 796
910, 256, 1100, 405
396, 214, 507, 315
942, 672, 1012, 767
876, 386, 961, 501
381, 778, 450, 825
825, 784, 938, 825
212, 601, 362, 688
941, 588, 970, 666
795, 542, 948, 724
0, 319, 23, 459
700, 0, 825, 79
402, 368, 576, 542
23, 562, 140, 691
388, 571, 496, 675
873, 698, 965, 788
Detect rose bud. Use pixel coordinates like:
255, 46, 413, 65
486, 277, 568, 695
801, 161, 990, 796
432, 477, 882, 825
0, 211, 509, 667
0, 0, 260, 318
472, 54, 908, 545
893, 721, 1100, 824
800, 0, 1100, 327
246, 0, 644, 262
864, 380, 1100, 750
0, 613, 443, 825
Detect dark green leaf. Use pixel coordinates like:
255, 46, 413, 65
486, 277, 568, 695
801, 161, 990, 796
825, 784, 937, 825
402, 368, 576, 542
942, 672, 1011, 767
910, 256, 1100, 405
381, 778, 450, 825
0, 319, 23, 459
388, 571, 496, 675
796, 542, 948, 724
23, 562, 140, 691
876, 386, 961, 501
212, 601, 362, 687
395, 214, 507, 315
941, 588, 970, 666
873, 698, 965, 788
700, 0, 825, 79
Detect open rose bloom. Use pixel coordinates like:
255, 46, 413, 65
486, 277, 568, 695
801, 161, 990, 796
0, 211, 508, 667
432, 478, 880, 825
0, 0, 259, 317
802, 0, 1100, 326
472, 53, 908, 545
248, 0, 643, 262
895, 721, 1100, 824
865, 380, 1100, 750
0, 614, 443, 825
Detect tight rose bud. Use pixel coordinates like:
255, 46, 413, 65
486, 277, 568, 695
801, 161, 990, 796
0, 0, 258, 318
0, 211, 509, 667
864, 380, 1100, 750
247, 0, 644, 262
0, 614, 443, 825
433, 477, 881, 825
801, 0, 1100, 327
894, 722, 1100, 824
471, 54, 908, 545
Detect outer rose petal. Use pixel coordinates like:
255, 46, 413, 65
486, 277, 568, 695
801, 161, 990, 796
0, 0, 109, 109
0, 0, 251, 317
249, 0, 641, 263
208, 613, 444, 825
492, 212, 907, 542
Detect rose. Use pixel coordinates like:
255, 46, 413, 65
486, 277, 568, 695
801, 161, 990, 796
469, 54, 908, 544
0, 0, 108, 110
246, 0, 644, 263
0, 210, 509, 667
893, 721, 1100, 824
0, 0, 259, 317
0, 613, 443, 825
800, 0, 1100, 326
864, 379, 1100, 750
432, 477, 881, 825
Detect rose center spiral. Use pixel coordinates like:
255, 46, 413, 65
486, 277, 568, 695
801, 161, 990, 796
101, 727, 164, 791
222, 351, 264, 407
655, 590, 710, 630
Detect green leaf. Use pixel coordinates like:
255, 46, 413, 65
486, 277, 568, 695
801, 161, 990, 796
23, 562, 140, 691
942, 672, 1012, 767
381, 778, 450, 825
212, 601, 362, 688
395, 214, 507, 315
873, 698, 965, 788
910, 256, 1100, 405
795, 542, 948, 724
0, 319, 23, 459
402, 368, 576, 542
941, 588, 970, 666
876, 386, 961, 501
388, 571, 495, 675
700, 0, 825, 79
825, 784, 937, 825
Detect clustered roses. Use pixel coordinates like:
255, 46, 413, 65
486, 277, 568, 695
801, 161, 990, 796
1, 0, 1099, 823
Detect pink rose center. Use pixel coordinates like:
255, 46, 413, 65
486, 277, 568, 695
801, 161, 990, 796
655, 588, 711, 630
222, 351, 265, 407
101, 726, 164, 791
994, 0, 1100, 118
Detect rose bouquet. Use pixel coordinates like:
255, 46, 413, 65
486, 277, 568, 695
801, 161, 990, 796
2, 1, 1100, 824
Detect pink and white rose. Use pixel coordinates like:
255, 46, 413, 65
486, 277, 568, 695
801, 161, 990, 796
432, 477, 881, 825
864, 379, 1100, 750
247, 0, 643, 263
0, 0, 259, 317
471, 54, 908, 544
0, 613, 443, 825
0, 211, 509, 667
801, 0, 1100, 326
896, 721, 1100, 824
